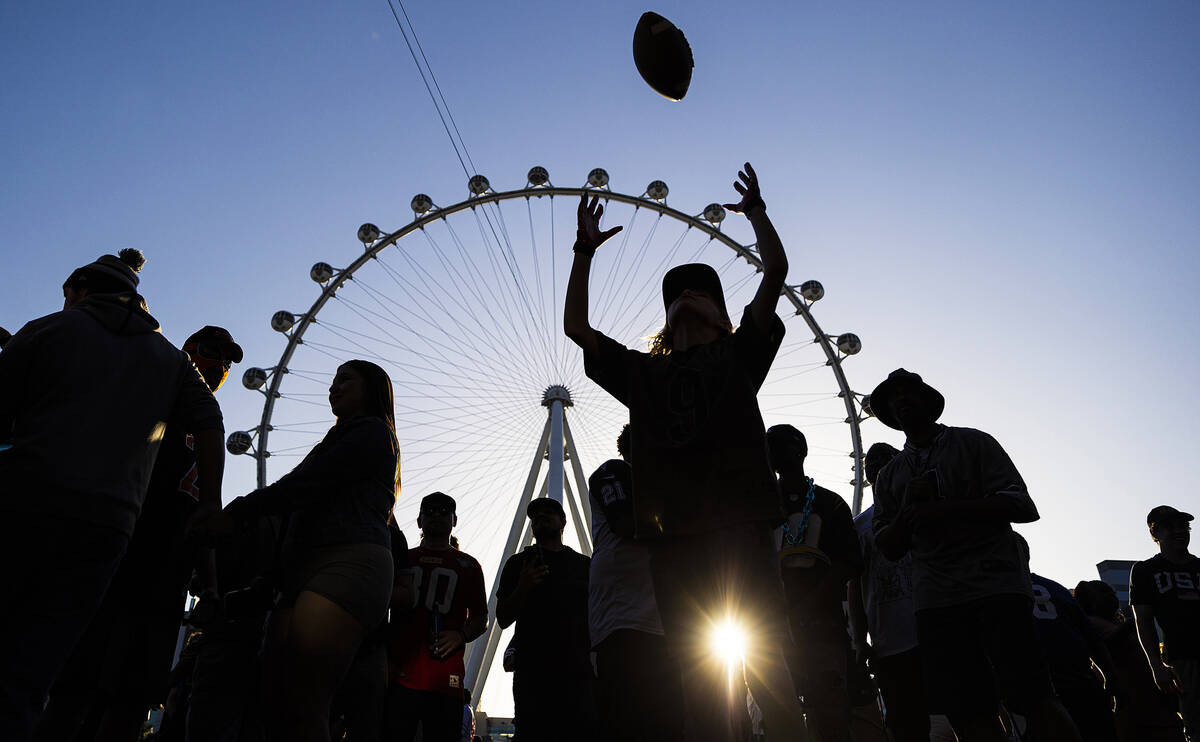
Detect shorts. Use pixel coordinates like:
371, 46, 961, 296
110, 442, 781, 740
915, 594, 1055, 718
280, 542, 393, 629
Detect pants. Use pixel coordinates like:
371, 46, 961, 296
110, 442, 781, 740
593, 628, 683, 742
385, 685, 462, 742
512, 665, 596, 742
0, 510, 129, 742
186, 629, 265, 742
872, 647, 931, 742
649, 523, 807, 742
1175, 657, 1200, 742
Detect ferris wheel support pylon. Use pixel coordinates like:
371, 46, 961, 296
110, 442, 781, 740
462, 385, 592, 707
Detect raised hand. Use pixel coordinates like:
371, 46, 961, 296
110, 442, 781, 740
576, 193, 623, 251
722, 161, 764, 215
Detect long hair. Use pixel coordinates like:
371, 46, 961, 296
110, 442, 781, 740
339, 359, 401, 502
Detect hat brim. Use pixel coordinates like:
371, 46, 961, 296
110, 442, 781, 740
662, 264, 729, 318
870, 376, 945, 430
526, 500, 565, 518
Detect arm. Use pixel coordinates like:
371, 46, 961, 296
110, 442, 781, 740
496, 553, 547, 629
1132, 603, 1180, 693
847, 577, 871, 662
391, 570, 415, 611
564, 194, 622, 357
434, 562, 489, 658
227, 417, 394, 520
723, 163, 787, 331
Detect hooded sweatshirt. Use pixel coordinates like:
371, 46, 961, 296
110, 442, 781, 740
0, 293, 222, 535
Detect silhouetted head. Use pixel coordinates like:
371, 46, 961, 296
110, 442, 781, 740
330, 359, 400, 499
526, 498, 566, 542
1147, 505, 1193, 550
1073, 580, 1121, 622
1013, 531, 1030, 564
183, 326, 243, 392
616, 424, 631, 461
870, 369, 945, 432
766, 424, 807, 473
62, 249, 145, 308
864, 442, 901, 486
651, 264, 733, 354
418, 491, 457, 539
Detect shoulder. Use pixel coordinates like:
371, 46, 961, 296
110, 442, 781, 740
589, 458, 631, 485
456, 551, 485, 573
945, 426, 1000, 447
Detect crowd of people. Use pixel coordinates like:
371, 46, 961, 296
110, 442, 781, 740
0, 163, 1196, 742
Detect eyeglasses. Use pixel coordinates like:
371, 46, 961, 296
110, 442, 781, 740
421, 505, 453, 516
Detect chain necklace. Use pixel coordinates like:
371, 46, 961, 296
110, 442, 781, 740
781, 477, 816, 547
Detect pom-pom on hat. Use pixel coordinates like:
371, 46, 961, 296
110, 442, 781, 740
63, 248, 145, 294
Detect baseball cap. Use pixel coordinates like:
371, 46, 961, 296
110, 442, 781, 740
661, 263, 729, 319
420, 491, 456, 514
1147, 505, 1193, 528
526, 498, 565, 518
184, 326, 244, 364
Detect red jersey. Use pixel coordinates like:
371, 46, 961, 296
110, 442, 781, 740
389, 546, 487, 697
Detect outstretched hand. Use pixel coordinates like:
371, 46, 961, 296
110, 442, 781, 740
576, 194, 623, 251
722, 162, 764, 215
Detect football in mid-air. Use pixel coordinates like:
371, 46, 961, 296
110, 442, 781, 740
632, 11, 694, 101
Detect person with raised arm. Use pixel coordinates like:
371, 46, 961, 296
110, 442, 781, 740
565, 163, 806, 742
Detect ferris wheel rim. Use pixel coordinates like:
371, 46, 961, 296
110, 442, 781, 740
240, 176, 869, 509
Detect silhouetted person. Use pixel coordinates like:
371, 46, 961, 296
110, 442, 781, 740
1013, 533, 1119, 742
191, 360, 400, 742
496, 498, 593, 742
848, 441, 932, 742
0, 250, 225, 741
766, 423, 862, 742
869, 368, 1079, 742
185, 516, 282, 742
588, 425, 683, 742
386, 492, 487, 742
1075, 579, 1187, 742
34, 325, 242, 742
334, 518, 413, 742
1131, 505, 1199, 739
566, 163, 805, 742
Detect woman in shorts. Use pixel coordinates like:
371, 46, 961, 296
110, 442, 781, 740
197, 359, 400, 742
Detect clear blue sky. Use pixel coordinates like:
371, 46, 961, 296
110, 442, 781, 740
4, 1, 1199, 716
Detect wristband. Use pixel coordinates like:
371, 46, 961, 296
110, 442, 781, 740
573, 239, 596, 258
742, 195, 766, 215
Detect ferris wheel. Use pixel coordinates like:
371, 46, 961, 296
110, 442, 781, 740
224, 165, 874, 706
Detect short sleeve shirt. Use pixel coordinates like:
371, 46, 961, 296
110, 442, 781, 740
1129, 553, 1200, 661
854, 506, 917, 658
780, 483, 862, 630
584, 306, 786, 538
1030, 573, 1104, 692
389, 546, 487, 697
871, 426, 1038, 610
587, 459, 662, 646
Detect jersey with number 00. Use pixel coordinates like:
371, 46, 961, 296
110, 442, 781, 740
389, 546, 486, 697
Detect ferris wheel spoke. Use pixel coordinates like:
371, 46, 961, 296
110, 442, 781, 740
467, 209, 551, 379
607, 229, 701, 343
334, 289, 534, 399
373, 248, 532, 382
591, 207, 646, 331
